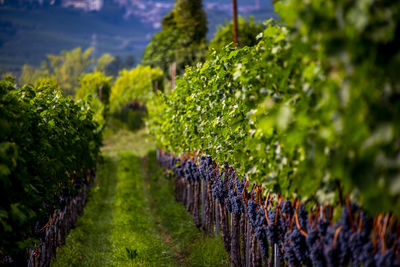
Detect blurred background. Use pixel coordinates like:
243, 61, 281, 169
0, 0, 276, 76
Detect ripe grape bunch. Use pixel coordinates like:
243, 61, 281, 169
158, 151, 400, 267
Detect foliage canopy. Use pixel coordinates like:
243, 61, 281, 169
148, 0, 400, 217
76, 72, 113, 128
142, 0, 207, 78
110, 65, 163, 112
209, 16, 265, 51
19, 47, 115, 95
0, 77, 101, 260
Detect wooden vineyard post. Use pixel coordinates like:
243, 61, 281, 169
170, 62, 177, 89
232, 0, 239, 46
274, 243, 280, 267
201, 180, 205, 226
186, 183, 191, 211
246, 219, 250, 267
215, 200, 220, 235
240, 216, 246, 266
98, 85, 103, 102
230, 213, 241, 266
231, 214, 234, 265
154, 80, 159, 94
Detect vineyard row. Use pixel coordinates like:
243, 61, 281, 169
158, 150, 400, 267
27, 170, 95, 267
0, 78, 102, 264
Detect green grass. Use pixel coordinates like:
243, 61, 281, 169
51, 154, 118, 266
145, 150, 229, 267
52, 127, 228, 266
107, 153, 176, 266
102, 110, 152, 157
52, 152, 176, 266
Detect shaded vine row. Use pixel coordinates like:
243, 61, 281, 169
0, 78, 102, 264
158, 150, 400, 267
26, 169, 95, 267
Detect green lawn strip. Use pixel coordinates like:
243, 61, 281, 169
108, 152, 176, 266
102, 114, 154, 158
102, 128, 153, 158
52, 126, 227, 266
145, 150, 229, 267
52, 152, 177, 266
51, 154, 118, 266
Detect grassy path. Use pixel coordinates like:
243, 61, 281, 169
51, 128, 228, 266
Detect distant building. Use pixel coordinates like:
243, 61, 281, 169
62, 0, 103, 11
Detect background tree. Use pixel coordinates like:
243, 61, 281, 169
19, 47, 117, 96
110, 65, 163, 113
46, 47, 93, 95
75, 72, 112, 128
19, 63, 49, 85
76, 72, 112, 107
209, 16, 265, 51
173, 0, 207, 42
105, 55, 136, 77
124, 55, 135, 69
142, 0, 207, 79
95, 53, 115, 74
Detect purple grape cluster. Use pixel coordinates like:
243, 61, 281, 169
255, 207, 269, 257
157, 151, 400, 267
226, 177, 245, 215
284, 231, 301, 266
247, 200, 269, 257
199, 156, 213, 181
211, 174, 227, 202
182, 159, 201, 184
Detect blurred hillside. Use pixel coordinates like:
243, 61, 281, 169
0, 0, 276, 73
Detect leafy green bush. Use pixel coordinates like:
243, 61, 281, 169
142, 0, 207, 78
148, 0, 400, 218
19, 47, 116, 96
209, 16, 265, 51
76, 72, 113, 128
110, 65, 163, 113
273, 0, 400, 213
19, 63, 50, 86
0, 77, 101, 260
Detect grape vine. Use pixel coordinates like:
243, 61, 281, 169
148, 4, 400, 217
159, 151, 400, 266
0, 77, 101, 263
